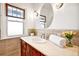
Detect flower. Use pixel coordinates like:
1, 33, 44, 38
62, 31, 76, 41
62, 31, 77, 47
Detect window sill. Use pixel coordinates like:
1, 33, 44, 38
1, 35, 26, 40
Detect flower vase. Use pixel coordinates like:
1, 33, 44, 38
67, 39, 73, 47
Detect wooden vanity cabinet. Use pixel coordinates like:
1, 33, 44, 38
21, 39, 45, 56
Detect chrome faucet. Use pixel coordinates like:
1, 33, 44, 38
41, 33, 45, 39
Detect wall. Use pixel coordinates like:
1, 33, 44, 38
1, 3, 7, 39
34, 3, 79, 30
0, 3, 1, 38
48, 3, 79, 30
1, 3, 79, 39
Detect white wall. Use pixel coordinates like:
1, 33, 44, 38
49, 3, 79, 30
1, 3, 7, 39
0, 3, 1, 39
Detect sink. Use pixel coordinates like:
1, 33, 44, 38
33, 37, 46, 43
23, 36, 46, 43
25, 36, 46, 43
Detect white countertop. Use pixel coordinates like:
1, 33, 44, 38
21, 37, 79, 56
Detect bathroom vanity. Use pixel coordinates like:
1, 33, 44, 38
21, 36, 79, 56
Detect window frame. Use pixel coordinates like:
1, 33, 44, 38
6, 3, 25, 36
6, 3, 25, 19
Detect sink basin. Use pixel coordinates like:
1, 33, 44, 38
32, 37, 46, 43
31, 36, 46, 43
23, 36, 46, 43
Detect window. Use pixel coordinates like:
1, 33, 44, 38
6, 3, 25, 19
6, 4, 25, 36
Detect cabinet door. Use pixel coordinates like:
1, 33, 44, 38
30, 45, 45, 56
21, 40, 31, 56
21, 40, 27, 56
31, 47, 45, 56
31, 48, 41, 56
26, 43, 31, 56
30, 45, 41, 56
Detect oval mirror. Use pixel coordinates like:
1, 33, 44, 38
40, 3, 53, 28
